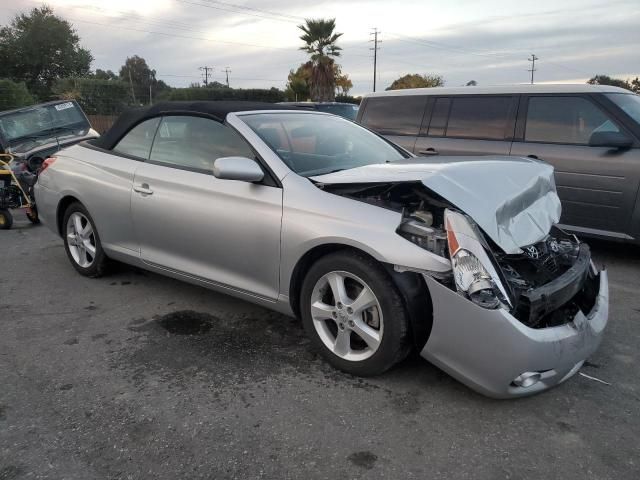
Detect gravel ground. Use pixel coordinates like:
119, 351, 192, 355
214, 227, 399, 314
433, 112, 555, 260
1, 218, 639, 480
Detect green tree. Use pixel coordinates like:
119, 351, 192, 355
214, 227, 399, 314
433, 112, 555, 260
161, 86, 285, 103
93, 69, 118, 81
298, 18, 343, 102
335, 75, 353, 96
53, 77, 130, 115
386, 74, 444, 90
284, 62, 312, 101
632, 77, 640, 94
0, 78, 34, 111
284, 61, 351, 100
587, 74, 632, 90
0, 6, 92, 100
118, 55, 170, 105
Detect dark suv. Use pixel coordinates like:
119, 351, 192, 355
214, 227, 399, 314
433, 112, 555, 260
278, 102, 359, 120
357, 84, 640, 244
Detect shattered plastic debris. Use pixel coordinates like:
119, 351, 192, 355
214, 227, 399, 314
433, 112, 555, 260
579, 372, 611, 385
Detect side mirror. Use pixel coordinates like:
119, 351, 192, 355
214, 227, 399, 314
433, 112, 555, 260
212, 157, 264, 183
589, 131, 633, 149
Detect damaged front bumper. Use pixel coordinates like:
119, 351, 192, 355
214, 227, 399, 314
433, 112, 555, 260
420, 270, 608, 399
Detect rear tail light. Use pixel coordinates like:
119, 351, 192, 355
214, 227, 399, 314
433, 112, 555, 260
39, 156, 56, 174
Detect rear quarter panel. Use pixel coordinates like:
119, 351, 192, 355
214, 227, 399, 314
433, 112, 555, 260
41, 144, 140, 254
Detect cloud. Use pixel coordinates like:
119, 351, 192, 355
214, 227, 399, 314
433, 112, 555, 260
0, 0, 637, 94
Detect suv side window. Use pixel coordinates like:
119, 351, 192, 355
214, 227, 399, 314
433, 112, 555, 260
149, 116, 255, 173
445, 96, 512, 140
525, 96, 620, 145
113, 117, 160, 159
426, 97, 451, 136
360, 96, 427, 136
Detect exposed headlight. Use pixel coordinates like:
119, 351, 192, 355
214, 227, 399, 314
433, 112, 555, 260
445, 210, 510, 309
451, 250, 500, 309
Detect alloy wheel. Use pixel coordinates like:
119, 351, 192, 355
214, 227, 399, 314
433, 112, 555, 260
66, 212, 97, 268
310, 271, 383, 361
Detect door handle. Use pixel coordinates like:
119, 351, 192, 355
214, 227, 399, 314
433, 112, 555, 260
418, 148, 439, 156
527, 154, 539, 160
133, 183, 153, 195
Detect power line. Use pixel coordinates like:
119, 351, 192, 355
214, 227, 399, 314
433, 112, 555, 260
370, 28, 381, 92
36, 13, 293, 51
199, 66, 213, 85
199, 0, 304, 21
174, 0, 298, 23
528, 54, 539, 84
385, 31, 515, 59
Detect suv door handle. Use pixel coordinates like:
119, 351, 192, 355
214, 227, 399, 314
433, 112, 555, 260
418, 148, 439, 156
133, 183, 153, 195
527, 154, 539, 160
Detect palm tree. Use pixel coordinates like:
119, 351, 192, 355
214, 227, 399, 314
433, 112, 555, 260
298, 18, 342, 102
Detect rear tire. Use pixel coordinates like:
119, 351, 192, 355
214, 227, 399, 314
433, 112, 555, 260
300, 250, 411, 376
0, 209, 12, 229
26, 206, 39, 224
62, 202, 109, 278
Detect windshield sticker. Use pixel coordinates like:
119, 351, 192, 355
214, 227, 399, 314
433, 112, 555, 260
55, 102, 74, 111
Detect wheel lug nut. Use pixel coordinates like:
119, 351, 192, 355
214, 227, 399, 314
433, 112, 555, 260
332, 311, 337, 319
347, 307, 353, 314
337, 302, 343, 309
348, 320, 354, 327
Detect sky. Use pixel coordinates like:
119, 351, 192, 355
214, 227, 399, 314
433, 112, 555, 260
1, 0, 639, 95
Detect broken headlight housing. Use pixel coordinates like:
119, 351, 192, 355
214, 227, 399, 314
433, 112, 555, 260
445, 210, 511, 310
451, 250, 500, 308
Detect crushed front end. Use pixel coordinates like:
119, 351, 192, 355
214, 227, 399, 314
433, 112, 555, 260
320, 179, 608, 398
399, 205, 608, 398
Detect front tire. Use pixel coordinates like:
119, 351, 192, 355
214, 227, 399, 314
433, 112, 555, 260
0, 209, 13, 229
300, 250, 411, 376
62, 202, 109, 277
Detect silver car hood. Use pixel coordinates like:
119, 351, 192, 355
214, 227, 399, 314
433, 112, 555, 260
311, 157, 562, 254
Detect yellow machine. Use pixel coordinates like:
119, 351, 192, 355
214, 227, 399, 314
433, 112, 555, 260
0, 154, 39, 229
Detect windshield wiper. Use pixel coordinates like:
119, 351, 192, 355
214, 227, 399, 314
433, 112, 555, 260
40, 125, 80, 136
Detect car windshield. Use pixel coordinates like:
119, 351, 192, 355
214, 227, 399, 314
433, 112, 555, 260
605, 93, 640, 125
315, 104, 359, 120
0, 101, 89, 145
241, 112, 408, 177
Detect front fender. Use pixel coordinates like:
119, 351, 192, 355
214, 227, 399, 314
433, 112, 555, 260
279, 173, 451, 297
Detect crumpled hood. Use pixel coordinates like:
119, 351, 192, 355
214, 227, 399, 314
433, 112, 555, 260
311, 157, 562, 254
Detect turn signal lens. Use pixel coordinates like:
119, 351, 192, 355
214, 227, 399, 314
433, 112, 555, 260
445, 217, 460, 256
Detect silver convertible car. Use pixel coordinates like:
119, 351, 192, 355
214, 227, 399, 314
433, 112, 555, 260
35, 101, 609, 398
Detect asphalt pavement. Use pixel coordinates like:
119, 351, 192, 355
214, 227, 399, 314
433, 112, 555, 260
1, 218, 639, 479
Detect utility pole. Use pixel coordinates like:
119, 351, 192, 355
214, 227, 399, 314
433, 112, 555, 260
199, 66, 213, 86
127, 67, 136, 104
222, 67, 231, 87
370, 28, 381, 92
528, 54, 538, 84
149, 71, 155, 105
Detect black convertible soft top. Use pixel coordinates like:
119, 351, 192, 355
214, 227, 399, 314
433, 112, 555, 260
92, 101, 296, 150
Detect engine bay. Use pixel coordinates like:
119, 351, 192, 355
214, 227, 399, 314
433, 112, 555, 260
319, 180, 598, 329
